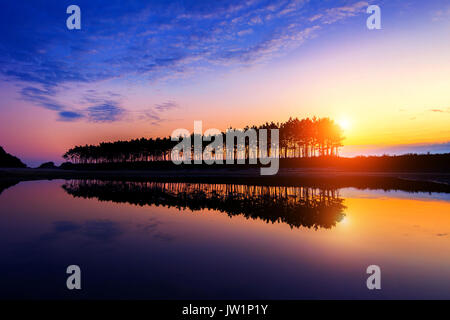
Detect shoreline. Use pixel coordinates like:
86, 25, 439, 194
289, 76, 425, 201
1, 167, 450, 193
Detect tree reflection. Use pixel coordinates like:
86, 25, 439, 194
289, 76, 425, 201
62, 180, 346, 230
0, 180, 19, 196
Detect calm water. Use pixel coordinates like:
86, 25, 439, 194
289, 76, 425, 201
0, 179, 449, 299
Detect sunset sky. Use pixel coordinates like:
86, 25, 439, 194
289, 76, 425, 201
0, 0, 449, 166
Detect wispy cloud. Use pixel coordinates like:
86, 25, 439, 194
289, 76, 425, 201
86, 103, 125, 122
341, 141, 450, 157
429, 107, 450, 113
20, 86, 65, 111
40, 220, 123, 242
20, 85, 125, 122
58, 111, 84, 122
0, 0, 374, 123
154, 101, 179, 112
309, 1, 369, 24
132, 100, 180, 126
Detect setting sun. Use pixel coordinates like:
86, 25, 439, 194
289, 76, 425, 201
338, 118, 351, 131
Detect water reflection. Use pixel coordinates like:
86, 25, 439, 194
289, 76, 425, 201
0, 179, 19, 195
62, 180, 346, 230
1, 180, 449, 298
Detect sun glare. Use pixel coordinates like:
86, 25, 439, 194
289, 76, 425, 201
338, 118, 351, 131
340, 216, 350, 226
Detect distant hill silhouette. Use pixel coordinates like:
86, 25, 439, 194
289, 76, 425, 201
37, 161, 57, 169
0, 147, 26, 168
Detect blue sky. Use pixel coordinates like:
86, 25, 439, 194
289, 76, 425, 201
1, 0, 383, 121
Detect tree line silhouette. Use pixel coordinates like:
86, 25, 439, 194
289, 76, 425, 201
63, 117, 344, 164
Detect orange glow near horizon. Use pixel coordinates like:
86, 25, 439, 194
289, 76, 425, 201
0, 7, 449, 165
